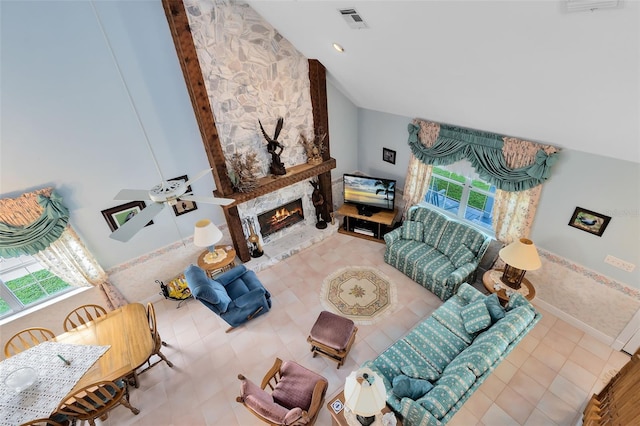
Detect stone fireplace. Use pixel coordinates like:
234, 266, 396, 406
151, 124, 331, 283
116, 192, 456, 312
258, 198, 304, 239
166, 1, 335, 262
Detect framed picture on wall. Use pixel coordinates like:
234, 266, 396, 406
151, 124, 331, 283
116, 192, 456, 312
568, 206, 611, 237
101, 201, 153, 232
169, 174, 198, 216
383, 147, 396, 164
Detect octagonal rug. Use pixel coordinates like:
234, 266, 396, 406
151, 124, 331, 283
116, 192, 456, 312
320, 266, 398, 325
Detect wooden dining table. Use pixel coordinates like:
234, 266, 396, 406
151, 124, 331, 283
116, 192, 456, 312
1, 303, 154, 425
53, 302, 154, 395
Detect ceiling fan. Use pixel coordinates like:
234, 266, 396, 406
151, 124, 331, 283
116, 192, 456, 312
90, 2, 233, 243
109, 168, 234, 242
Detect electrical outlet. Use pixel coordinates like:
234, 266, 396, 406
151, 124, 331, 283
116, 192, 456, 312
604, 255, 636, 272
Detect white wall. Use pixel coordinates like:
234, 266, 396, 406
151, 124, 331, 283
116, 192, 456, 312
357, 109, 412, 187
0, 1, 226, 269
532, 150, 640, 285
356, 108, 640, 288
327, 77, 359, 178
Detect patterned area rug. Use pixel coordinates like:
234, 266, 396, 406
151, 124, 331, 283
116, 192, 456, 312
320, 266, 397, 325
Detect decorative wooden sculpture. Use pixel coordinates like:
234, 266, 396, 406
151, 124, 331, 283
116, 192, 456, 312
246, 219, 264, 258
299, 129, 327, 165
259, 118, 286, 176
311, 180, 328, 229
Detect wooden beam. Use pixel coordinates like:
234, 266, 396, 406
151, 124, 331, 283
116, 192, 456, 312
161, 0, 233, 196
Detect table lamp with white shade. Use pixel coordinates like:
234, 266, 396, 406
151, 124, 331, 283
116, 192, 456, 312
498, 238, 541, 290
193, 219, 224, 264
344, 367, 387, 426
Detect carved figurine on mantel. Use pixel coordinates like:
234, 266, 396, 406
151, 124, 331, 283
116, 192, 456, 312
310, 179, 328, 230
298, 128, 327, 165
259, 117, 287, 176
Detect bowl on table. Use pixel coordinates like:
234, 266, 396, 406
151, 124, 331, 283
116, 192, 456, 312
4, 366, 38, 393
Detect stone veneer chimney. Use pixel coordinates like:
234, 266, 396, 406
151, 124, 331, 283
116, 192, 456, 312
184, 1, 321, 248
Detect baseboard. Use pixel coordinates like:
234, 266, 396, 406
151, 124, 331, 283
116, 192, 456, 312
532, 298, 615, 347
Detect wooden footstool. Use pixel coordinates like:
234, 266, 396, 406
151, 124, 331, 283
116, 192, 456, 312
307, 311, 357, 369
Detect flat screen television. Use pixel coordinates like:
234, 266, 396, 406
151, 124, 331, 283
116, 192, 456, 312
343, 173, 396, 216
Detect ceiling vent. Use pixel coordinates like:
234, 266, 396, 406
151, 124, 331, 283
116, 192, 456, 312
338, 8, 368, 29
565, 0, 621, 12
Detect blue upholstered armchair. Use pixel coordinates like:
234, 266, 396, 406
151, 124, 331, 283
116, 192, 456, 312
184, 264, 271, 331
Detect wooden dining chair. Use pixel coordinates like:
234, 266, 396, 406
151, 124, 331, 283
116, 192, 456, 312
4, 327, 55, 358
56, 380, 139, 426
62, 304, 108, 332
140, 302, 173, 372
129, 303, 174, 387
20, 417, 68, 426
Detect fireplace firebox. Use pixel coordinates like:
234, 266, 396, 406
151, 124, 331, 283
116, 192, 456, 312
257, 198, 304, 238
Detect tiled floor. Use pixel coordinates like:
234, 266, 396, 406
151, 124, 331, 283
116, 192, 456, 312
106, 233, 631, 425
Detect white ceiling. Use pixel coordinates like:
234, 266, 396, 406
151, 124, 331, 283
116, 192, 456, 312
246, 1, 639, 163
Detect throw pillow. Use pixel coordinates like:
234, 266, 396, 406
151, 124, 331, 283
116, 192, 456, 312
401, 364, 439, 381
460, 299, 492, 334
447, 245, 475, 269
392, 374, 434, 400
484, 293, 505, 323
401, 220, 424, 242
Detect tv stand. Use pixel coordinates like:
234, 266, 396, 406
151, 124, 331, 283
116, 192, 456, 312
338, 204, 398, 242
356, 205, 381, 217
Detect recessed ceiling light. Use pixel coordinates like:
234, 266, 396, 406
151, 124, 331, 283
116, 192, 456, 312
333, 43, 345, 53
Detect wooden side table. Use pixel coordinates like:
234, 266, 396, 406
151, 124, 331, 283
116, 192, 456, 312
482, 268, 535, 305
197, 245, 236, 278
327, 391, 402, 426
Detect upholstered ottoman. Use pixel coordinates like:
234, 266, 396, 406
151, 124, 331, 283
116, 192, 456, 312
307, 311, 357, 369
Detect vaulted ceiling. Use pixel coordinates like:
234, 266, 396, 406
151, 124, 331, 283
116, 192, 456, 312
246, 1, 639, 163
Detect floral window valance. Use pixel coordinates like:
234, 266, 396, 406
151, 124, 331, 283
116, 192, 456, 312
0, 188, 69, 257
408, 119, 560, 192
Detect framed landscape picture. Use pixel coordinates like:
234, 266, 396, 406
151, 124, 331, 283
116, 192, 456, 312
568, 207, 611, 237
169, 174, 198, 216
101, 201, 153, 232
383, 147, 396, 164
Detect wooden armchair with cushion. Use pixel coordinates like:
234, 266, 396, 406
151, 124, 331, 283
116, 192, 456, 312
236, 358, 328, 425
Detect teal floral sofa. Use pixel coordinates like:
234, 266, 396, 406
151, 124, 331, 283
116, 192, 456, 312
364, 283, 540, 426
384, 206, 492, 300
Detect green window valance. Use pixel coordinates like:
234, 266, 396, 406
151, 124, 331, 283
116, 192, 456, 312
0, 190, 69, 257
408, 122, 559, 192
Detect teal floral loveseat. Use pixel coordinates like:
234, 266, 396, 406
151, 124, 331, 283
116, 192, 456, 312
384, 206, 492, 300
364, 283, 541, 426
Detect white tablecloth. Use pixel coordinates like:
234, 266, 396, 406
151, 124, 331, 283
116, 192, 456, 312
0, 341, 109, 426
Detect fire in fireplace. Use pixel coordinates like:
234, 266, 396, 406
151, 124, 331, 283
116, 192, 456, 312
257, 198, 304, 238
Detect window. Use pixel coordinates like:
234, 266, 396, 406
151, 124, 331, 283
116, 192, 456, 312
0, 255, 73, 319
422, 166, 496, 233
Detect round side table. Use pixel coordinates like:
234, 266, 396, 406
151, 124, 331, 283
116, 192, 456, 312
482, 269, 535, 305
197, 245, 236, 278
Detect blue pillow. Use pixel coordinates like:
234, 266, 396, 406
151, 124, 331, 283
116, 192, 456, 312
400, 364, 439, 381
484, 293, 505, 323
401, 220, 424, 242
460, 299, 492, 334
392, 374, 433, 400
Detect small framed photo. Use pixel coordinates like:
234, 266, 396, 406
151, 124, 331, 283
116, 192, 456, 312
568, 207, 611, 237
383, 147, 396, 164
101, 201, 153, 232
169, 175, 198, 216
